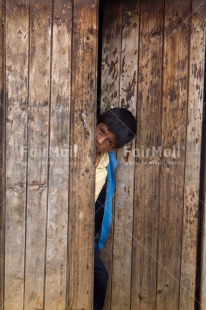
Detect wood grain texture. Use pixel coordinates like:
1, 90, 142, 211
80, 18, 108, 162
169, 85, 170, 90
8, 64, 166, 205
199, 1, 206, 308
1, 1, 205, 309
101, 0, 122, 112
131, 0, 164, 309
0, 2, 5, 309
24, 1, 52, 308
44, 0, 72, 309
179, 0, 205, 308
100, 0, 122, 308
67, 0, 98, 308
156, 0, 191, 309
4, 1, 29, 309
111, 0, 139, 309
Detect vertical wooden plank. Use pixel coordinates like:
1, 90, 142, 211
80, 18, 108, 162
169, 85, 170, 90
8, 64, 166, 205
44, 0, 72, 309
4, 1, 29, 309
68, 0, 98, 308
110, 0, 139, 309
157, 0, 191, 309
101, 0, 122, 112
0, 2, 5, 309
24, 1, 52, 308
131, 1, 164, 309
179, 0, 205, 309
100, 0, 122, 308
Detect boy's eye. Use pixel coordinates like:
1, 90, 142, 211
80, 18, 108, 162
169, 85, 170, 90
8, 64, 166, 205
99, 128, 104, 134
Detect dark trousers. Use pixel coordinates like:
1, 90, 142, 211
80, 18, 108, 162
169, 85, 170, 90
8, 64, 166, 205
94, 247, 109, 310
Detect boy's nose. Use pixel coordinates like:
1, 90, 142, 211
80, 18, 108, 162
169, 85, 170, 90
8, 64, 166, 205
97, 136, 105, 145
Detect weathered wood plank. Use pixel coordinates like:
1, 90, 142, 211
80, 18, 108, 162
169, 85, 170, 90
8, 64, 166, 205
24, 1, 52, 309
4, 1, 29, 309
100, 1, 122, 308
0, 2, 5, 309
130, 0, 164, 309
179, 0, 205, 308
101, 0, 122, 113
67, 0, 98, 308
199, 2, 206, 308
44, 0, 72, 309
156, 0, 191, 309
111, 0, 139, 309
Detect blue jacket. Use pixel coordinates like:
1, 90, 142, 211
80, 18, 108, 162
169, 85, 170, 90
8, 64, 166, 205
95, 151, 118, 252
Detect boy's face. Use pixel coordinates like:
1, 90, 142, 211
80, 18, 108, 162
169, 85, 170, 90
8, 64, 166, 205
96, 122, 118, 153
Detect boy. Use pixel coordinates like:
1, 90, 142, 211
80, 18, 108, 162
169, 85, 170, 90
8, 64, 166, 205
94, 107, 136, 310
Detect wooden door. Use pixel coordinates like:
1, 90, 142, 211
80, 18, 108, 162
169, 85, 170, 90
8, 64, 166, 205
0, 0, 98, 309
100, 0, 205, 309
